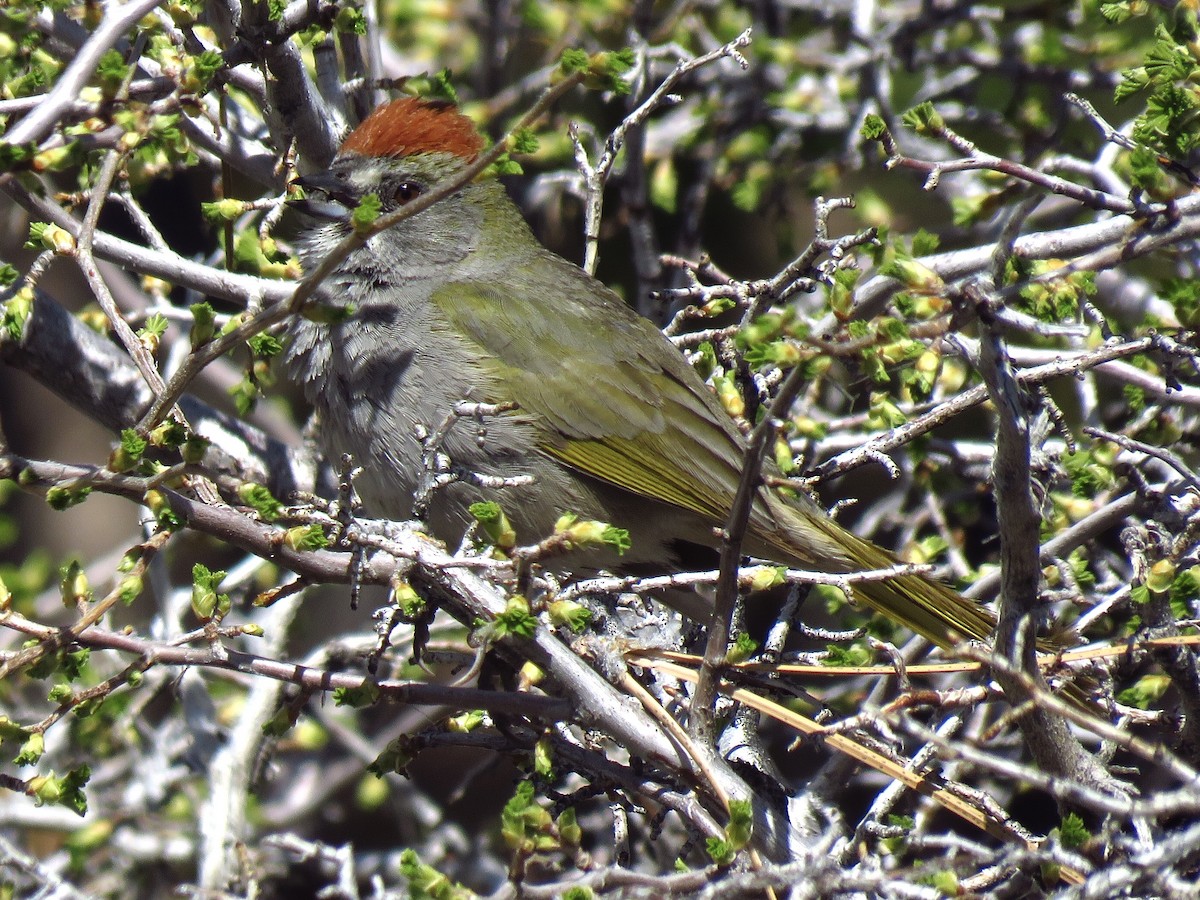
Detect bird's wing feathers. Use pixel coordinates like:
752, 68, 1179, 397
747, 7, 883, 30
430, 253, 754, 526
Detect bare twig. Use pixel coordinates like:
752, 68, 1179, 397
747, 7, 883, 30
962, 279, 1114, 791
3, 0, 165, 147
572, 28, 752, 275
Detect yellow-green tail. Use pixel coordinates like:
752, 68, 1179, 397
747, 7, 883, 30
852, 569, 996, 648
754, 493, 996, 649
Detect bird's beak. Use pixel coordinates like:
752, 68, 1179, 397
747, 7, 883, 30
288, 172, 354, 222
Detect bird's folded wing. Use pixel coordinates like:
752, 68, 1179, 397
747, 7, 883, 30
431, 259, 761, 528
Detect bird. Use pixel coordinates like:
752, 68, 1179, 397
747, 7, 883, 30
285, 97, 998, 648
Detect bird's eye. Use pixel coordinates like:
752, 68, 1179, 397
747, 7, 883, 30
393, 181, 424, 204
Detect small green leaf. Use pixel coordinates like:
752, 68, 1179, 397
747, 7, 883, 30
0, 142, 37, 172
282, 525, 329, 551
725, 799, 753, 850
237, 483, 282, 522
746, 565, 786, 592
109, 428, 148, 472
491, 154, 523, 176
95, 49, 128, 97
930, 871, 959, 895
300, 299, 355, 324
446, 710, 485, 733
262, 706, 298, 737
879, 256, 944, 293
48, 684, 72, 704
189, 49, 224, 93
882, 814, 915, 854
59, 560, 91, 606
2, 287, 34, 340
1057, 812, 1091, 850
705, 837, 735, 866
247, 332, 282, 358
533, 737, 553, 777
399, 847, 472, 899
117, 575, 143, 605
333, 5, 365, 34
601, 526, 630, 555
900, 101, 944, 134
143, 489, 181, 529
200, 199, 244, 222
822, 644, 873, 667
1117, 673, 1170, 709
1062, 449, 1115, 498
30, 766, 91, 816
494, 596, 537, 638
866, 392, 907, 429
334, 682, 381, 708
1170, 567, 1199, 614
61, 648, 89, 681
501, 781, 556, 852
14, 732, 44, 766
860, 114, 887, 141
552, 513, 631, 554
140, 312, 169, 339
229, 376, 258, 415
548, 599, 592, 633
1145, 559, 1176, 594
45, 485, 92, 511
1161, 277, 1200, 328
511, 127, 539, 155
351, 193, 382, 233
391, 580, 427, 620
470, 501, 517, 550
370, 737, 416, 776
190, 563, 229, 621
725, 633, 758, 665
559, 48, 590, 75
189, 302, 216, 349
557, 807, 582, 848
162, 431, 200, 464
402, 68, 459, 103
910, 228, 940, 256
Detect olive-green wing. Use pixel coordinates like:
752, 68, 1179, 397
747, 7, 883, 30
430, 250, 752, 526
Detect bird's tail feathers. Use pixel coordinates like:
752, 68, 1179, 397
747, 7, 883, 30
756, 495, 997, 649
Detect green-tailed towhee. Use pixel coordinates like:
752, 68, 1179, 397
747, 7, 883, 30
286, 97, 997, 647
